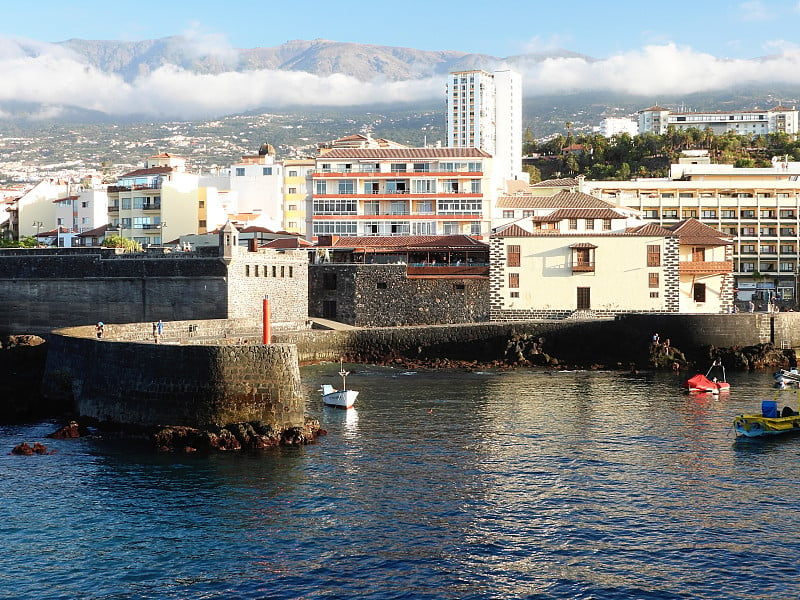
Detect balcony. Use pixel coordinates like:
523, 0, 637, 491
571, 261, 595, 273
141, 203, 162, 211
679, 260, 734, 274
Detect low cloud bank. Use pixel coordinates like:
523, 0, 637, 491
1, 37, 800, 119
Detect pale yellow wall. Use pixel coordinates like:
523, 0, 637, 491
161, 175, 200, 238
678, 272, 727, 313
500, 235, 667, 312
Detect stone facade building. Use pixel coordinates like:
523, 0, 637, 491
308, 235, 489, 326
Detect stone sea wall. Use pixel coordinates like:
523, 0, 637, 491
277, 312, 800, 366
43, 324, 305, 429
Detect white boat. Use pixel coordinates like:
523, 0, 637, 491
321, 361, 358, 409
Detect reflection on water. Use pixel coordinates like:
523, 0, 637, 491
1, 367, 800, 599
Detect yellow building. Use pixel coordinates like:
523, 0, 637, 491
108, 153, 228, 245
282, 159, 314, 236
490, 192, 733, 319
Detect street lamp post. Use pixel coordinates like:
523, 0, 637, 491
32, 221, 43, 245
158, 221, 167, 246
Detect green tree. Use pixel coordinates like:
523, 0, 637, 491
0, 236, 37, 248
522, 164, 542, 183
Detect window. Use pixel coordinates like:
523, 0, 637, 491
338, 180, 354, 194
577, 287, 591, 310
288, 187, 297, 194
585, 219, 595, 231
740, 262, 755, 272
390, 163, 407, 172
650, 291, 659, 298
740, 244, 756, 253
647, 245, 661, 267
721, 210, 736, 219
503, 210, 514, 218
412, 179, 436, 194
263, 167, 273, 176
741, 210, 755, 218
509, 273, 519, 288
780, 262, 794, 272
644, 210, 658, 219
760, 210, 775, 219
701, 210, 717, 219
663, 210, 678, 219
82, 201, 89, 208
780, 210, 795, 218
315, 181, 327, 195
523, 210, 535, 218
510, 291, 520, 298
508, 245, 520, 267
413, 163, 430, 173
236, 168, 245, 176
693, 283, 706, 302
122, 198, 131, 210
682, 210, 697, 218
443, 179, 459, 193
470, 179, 481, 193
741, 227, 756, 236
198, 200, 205, 208
603, 219, 612, 231
568, 218, 578, 230
288, 170, 298, 177
649, 273, 659, 288
199, 220, 207, 228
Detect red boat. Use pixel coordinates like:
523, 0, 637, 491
683, 373, 730, 394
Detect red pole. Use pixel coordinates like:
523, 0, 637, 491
262, 296, 271, 344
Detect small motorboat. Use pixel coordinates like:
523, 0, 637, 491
321, 360, 358, 409
683, 360, 730, 394
734, 397, 800, 437
774, 369, 800, 388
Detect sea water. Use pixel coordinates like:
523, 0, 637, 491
1, 366, 799, 599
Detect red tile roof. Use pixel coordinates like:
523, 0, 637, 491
547, 208, 624, 220
119, 166, 173, 178
497, 190, 620, 210
325, 235, 487, 250
317, 148, 491, 159
261, 238, 312, 249
531, 178, 578, 188
664, 218, 733, 245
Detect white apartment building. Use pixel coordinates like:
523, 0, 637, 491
309, 147, 493, 239
598, 117, 638, 138
198, 145, 284, 231
638, 105, 799, 136
579, 166, 800, 302
53, 183, 109, 247
447, 69, 524, 185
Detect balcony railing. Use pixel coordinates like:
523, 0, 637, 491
679, 260, 734, 274
571, 261, 595, 273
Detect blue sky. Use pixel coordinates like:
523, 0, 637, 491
3, 0, 800, 119
3, 0, 800, 59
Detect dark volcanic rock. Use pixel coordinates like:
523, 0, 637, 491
48, 420, 90, 439
0, 335, 66, 421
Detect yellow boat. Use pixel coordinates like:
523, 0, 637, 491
733, 391, 800, 437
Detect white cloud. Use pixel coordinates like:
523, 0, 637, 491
517, 43, 800, 96
1, 37, 800, 119
738, 0, 773, 21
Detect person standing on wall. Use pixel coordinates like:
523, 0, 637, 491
157, 319, 164, 343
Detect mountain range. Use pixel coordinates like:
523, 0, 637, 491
57, 37, 589, 82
